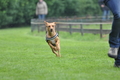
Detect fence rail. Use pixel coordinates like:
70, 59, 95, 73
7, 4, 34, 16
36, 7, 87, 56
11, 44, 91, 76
31, 19, 112, 38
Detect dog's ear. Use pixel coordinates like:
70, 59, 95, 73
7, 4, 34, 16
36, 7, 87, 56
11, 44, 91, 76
44, 21, 48, 25
53, 22, 57, 24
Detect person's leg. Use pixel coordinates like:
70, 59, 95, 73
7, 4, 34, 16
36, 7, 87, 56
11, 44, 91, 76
107, 10, 110, 20
109, 19, 120, 48
114, 47, 120, 67
102, 10, 107, 21
38, 15, 42, 19
114, 33, 120, 67
41, 14, 45, 20
106, 10, 110, 20
105, 0, 120, 58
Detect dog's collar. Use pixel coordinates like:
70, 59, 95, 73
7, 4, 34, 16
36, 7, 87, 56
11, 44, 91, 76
46, 33, 58, 41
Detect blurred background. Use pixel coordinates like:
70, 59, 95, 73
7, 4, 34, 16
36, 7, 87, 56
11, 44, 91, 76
0, 0, 112, 28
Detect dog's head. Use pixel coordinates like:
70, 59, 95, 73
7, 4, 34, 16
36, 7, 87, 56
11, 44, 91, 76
44, 21, 57, 33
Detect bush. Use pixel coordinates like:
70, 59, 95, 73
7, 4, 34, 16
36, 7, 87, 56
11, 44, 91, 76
0, 0, 101, 28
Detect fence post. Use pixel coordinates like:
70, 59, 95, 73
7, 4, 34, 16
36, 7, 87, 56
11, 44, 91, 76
57, 24, 60, 35
31, 24, 34, 32
69, 24, 72, 35
38, 26, 40, 33
80, 24, 84, 36
31, 19, 35, 32
100, 24, 103, 38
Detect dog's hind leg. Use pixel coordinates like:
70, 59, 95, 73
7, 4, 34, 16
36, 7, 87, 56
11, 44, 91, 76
56, 44, 61, 57
57, 50, 61, 57
51, 48, 61, 57
51, 49, 59, 57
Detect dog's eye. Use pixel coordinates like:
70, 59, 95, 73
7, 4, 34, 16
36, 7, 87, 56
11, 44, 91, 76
48, 26, 50, 27
52, 25, 54, 27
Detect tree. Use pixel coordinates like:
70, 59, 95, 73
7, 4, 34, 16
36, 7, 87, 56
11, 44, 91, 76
0, 0, 102, 28
46, 0, 65, 17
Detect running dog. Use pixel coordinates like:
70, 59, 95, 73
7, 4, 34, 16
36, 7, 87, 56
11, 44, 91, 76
44, 21, 61, 57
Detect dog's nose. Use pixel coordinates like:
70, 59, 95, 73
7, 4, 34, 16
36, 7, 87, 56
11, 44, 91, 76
50, 29, 53, 32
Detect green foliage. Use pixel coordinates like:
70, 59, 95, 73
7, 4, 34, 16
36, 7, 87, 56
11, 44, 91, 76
63, 0, 80, 16
0, 0, 37, 28
0, 27, 120, 80
46, 0, 101, 17
0, 0, 102, 28
46, 0, 65, 17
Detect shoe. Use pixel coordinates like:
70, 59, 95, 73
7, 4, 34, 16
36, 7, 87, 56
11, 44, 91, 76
108, 47, 118, 58
114, 64, 120, 68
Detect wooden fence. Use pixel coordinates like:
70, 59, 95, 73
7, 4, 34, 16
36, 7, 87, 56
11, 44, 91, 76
31, 19, 112, 38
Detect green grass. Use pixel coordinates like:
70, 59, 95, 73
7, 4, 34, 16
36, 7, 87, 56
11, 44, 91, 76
0, 27, 120, 80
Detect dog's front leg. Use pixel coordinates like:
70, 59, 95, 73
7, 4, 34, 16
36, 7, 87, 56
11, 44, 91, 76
48, 42, 56, 50
48, 42, 58, 56
56, 39, 60, 50
55, 39, 61, 57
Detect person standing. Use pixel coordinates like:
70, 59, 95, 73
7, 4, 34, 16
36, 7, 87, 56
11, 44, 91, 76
98, 0, 110, 21
104, 0, 120, 67
36, 0, 48, 20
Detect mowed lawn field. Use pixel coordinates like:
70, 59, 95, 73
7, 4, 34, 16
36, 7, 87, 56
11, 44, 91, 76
0, 27, 120, 80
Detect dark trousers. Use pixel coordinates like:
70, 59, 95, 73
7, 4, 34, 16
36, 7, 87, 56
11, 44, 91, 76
105, 0, 120, 65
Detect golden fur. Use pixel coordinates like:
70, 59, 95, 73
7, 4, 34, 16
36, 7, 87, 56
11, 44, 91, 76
44, 21, 61, 57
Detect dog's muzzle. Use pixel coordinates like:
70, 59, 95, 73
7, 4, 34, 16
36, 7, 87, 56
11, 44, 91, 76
50, 29, 53, 32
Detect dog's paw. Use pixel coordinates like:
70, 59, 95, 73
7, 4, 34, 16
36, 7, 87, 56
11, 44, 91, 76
56, 54, 61, 57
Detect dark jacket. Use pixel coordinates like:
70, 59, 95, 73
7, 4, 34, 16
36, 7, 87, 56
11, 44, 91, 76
104, 0, 110, 5
98, 0, 109, 11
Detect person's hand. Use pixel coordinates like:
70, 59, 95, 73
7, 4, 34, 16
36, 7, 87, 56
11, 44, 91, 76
101, 4, 105, 8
